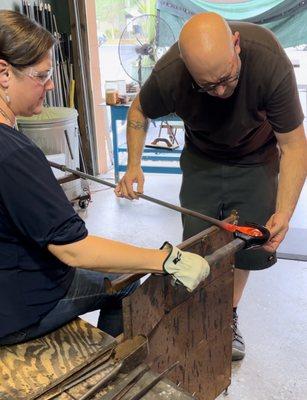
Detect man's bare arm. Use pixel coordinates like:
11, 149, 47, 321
263, 124, 307, 252
115, 94, 149, 199
126, 94, 149, 167
275, 124, 307, 217
127, 119, 148, 131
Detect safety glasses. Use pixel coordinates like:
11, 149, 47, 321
14, 66, 54, 86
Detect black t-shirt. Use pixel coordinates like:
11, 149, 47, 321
0, 124, 88, 338
140, 22, 304, 164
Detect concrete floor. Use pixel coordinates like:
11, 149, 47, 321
79, 173, 307, 400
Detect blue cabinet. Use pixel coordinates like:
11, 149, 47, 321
110, 105, 182, 182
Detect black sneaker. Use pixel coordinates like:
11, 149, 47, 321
232, 310, 245, 361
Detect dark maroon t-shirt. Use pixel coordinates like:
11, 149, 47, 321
139, 22, 304, 165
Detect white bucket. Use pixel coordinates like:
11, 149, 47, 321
17, 107, 82, 201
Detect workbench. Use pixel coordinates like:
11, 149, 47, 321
110, 105, 182, 182
0, 319, 194, 400
122, 216, 236, 400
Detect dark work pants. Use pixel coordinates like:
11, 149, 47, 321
179, 147, 279, 270
0, 268, 138, 345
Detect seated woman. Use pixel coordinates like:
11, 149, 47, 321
0, 10, 209, 346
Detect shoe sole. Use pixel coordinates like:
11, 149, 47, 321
232, 349, 245, 361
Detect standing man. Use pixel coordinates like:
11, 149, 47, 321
115, 13, 307, 360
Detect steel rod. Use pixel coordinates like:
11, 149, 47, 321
49, 161, 247, 294
99, 364, 150, 400
49, 162, 235, 231
126, 361, 179, 400
78, 362, 123, 400
205, 238, 245, 266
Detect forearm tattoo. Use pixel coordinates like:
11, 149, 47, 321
128, 119, 149, 131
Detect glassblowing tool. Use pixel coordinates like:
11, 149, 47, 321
49, 161, 270, 249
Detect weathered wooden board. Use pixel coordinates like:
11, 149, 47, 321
123, 222, 235, 400
0, 318, 116, 400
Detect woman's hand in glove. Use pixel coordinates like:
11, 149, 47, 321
161, 242, 210, 292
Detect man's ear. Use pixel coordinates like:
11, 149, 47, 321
0, 60, 10, 89
233, 32, 241, 55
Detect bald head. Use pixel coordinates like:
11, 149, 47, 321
179, 13, 236, 81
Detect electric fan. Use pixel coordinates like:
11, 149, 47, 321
118, 14, 176, 86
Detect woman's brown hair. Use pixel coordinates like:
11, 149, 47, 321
0, 10, 56, 68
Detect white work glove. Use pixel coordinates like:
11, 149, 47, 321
161, 242, 210, 292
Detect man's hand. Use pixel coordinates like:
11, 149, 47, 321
263, 212, 290, 252
161, 242, 210, 292
114, 166, 145, 200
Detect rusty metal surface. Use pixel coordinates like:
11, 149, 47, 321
123, 221, 235, 400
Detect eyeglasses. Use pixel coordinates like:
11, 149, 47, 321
24, 67, 54, 85
14, 66, 54, 86
194, 72, 240, 93
193, 53, 240, 93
